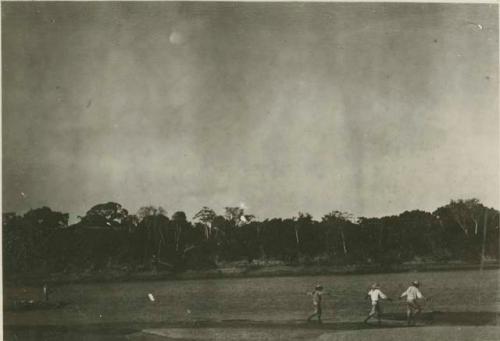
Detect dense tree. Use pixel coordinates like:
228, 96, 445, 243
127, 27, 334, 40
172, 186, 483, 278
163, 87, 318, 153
321, 211, 354, 258
137, 206, 166, 221
224, 207, 255, 227
434, 199, 499, 261
193, 207, 217, 239
3, 198, 499, 278
136, 206, 169, 264
3, 207, 69, 273
79, 202, 129, 229
171, 211, 187, 253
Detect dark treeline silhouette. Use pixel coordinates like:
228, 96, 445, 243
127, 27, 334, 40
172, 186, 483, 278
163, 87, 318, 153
3, 199, 499, 277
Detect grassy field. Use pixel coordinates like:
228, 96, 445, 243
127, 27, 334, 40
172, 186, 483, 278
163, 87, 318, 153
4, 269, 499, 340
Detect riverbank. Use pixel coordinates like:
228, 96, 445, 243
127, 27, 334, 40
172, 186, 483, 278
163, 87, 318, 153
5, 260, 498, 287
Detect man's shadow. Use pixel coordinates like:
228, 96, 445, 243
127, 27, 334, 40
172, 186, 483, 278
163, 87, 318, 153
381, 311, 499, 326
302, 311, 500, 331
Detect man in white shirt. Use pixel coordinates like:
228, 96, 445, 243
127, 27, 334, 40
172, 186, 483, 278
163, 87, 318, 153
364, 283, 392, 325
400, 280, 425, 325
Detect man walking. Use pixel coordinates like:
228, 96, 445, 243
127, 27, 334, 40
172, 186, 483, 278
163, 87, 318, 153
400, 280, 425, 325
307, 284, 330, 323
364, 283, 392, 325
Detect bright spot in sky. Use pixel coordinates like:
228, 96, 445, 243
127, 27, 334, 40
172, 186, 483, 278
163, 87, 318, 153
169, 31, 184, 45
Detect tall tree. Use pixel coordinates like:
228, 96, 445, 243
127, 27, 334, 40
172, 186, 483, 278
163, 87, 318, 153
321, 211, 352, 256
137, 206, 169, 261
433, 199, 496, 261
193, 207, 217, 239
172, 211, 187, 253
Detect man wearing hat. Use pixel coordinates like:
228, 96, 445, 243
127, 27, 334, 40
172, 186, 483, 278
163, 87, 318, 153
307, 284, 330, 323
364, 283, 392, 324
400, 280, 425, 325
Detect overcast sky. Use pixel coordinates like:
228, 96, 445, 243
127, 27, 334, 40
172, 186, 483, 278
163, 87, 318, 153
2, 2, 499, 222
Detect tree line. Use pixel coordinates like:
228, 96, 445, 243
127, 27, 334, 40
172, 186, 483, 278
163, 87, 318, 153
3, 198, 499, 277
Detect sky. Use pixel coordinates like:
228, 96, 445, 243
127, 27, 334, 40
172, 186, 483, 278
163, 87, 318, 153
2, 2, 499, 222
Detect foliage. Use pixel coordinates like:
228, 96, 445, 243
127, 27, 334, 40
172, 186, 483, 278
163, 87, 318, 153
3, 199, 499, 277
79, 202, 129, 229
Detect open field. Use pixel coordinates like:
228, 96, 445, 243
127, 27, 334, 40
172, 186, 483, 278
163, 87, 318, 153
7, 261, 499, 287
4, 269, 500, 340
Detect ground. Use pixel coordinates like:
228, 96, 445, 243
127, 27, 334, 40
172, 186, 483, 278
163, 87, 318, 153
6, 323, 500, 341
4, 269, 499, 340
133, 326, 500, 341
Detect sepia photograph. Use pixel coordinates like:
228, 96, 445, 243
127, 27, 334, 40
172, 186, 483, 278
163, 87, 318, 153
2, 1, 499, 340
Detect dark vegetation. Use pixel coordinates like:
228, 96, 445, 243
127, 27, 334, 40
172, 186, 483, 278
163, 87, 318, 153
3, 199, 499, 279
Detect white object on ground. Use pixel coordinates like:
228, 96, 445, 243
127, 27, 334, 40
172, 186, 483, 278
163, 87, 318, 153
148, 293, 155, 302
